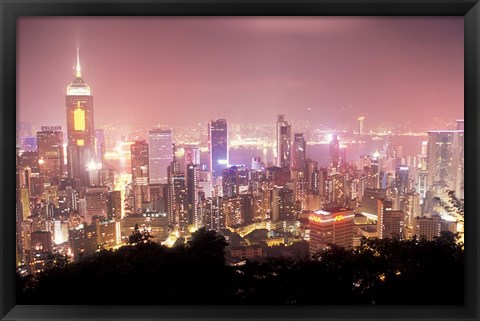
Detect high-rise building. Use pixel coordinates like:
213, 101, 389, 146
107, 190, 124, 221
184, 144, 200, 167
308, 207, 355, 254
130, 140, 149, 181
270, 186, 295, 222
395, 165, 409, 196
84, 186, 108, 224
222, 165, 248, 198
37, 126, 64, 184
329, 134, 340, 169
426, 130, 464, 200
291, 133, 306, 171
186, 163, 199, 227
66, 49, 95, 186
377, 199, 404, 239
203, 196, 225, 231
148, 129, 173, 184
276, 115, 291, 168
208, 119, 229, 179
130, 140, 150, 213
357, 116, 365, 137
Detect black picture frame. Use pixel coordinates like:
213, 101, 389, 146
1, 0, 478, 320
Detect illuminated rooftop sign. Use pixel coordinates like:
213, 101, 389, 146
41, 126, 62, 132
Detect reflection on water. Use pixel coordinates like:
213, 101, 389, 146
103, 136, 425, 175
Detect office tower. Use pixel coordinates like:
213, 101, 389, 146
130, 140, 150, 212
360, 188, 387, 217
240, 194, 255, 224
131, 140, 149, 180
198, 169, 212, 199
395, 165, 409, 196
222, 165, 248, 198
204, 196, 225, 231
357, 116, 365, 137
305, 159, 319, 194
170, 171, 187, 228
291, 133, 306, 171
186, 163, 199, 227
36, 126, 64, 185
66, 49, 95, 186
412, 215, 456, 241
107, 190, 124, 221
329, 134, 340, 169
270, 186, 295, 222
377, 199, 404, 239
148, 129, 173, 184
184, 144, 200, 167
84, 186, 108, 224
208, 119, 229, 178
308, 207, 355, 255
426, 130, 464, 200
276, 115, 291, 168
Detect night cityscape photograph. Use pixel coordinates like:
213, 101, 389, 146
15, 17, 464, 305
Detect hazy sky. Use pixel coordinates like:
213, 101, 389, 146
17, 17, 464, 130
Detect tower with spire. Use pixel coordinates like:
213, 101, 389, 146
65, 49, 95, 186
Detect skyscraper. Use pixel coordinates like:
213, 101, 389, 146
426, 130, 464, 200
291, 133, 306, 171
130, 140, 149, 213
308, 208, 355, 255
130, 140, 149, 181
208, 119, 228, 179
66, 49, 95, 186
185, 163, 199, 227
395, 165, 409, 196
37, 126, 64, 184
276, 115, 291, 168
148, 129, 173, 185
329, 134, 340, 169
184, 144, 200, 167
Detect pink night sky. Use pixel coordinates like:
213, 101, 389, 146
17, 17, 464, 130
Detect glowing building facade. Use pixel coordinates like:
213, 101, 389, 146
66, 49, 95, 186
276, 115, 291, 168
148, 129, 173, 185
208, 119, 229, 179
308, 207, 355, 254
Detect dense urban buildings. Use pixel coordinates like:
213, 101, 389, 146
16, 19, 464, 291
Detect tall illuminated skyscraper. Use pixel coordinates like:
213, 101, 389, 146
37, 126, 64, 184
395, 165, 409, 196
208, 119, 228, 179
184, 144, 200, 167
148, 129, 173, 185
131, 140, 149, 213
276, 115, 291, 168
186, 163, 199, 227
291, 133, 306, 171
426, 130, 464, 200
329, 134, 340, 169
66, 49, 95, 186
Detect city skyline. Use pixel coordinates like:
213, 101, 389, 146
18, 17, 463, 130
15, 16, 465, 303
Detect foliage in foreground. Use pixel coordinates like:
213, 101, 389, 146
17, 228, 463, 305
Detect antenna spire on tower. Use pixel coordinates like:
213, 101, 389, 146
76, 48, 82, 78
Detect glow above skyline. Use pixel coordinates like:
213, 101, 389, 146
17, 17, 463, 130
